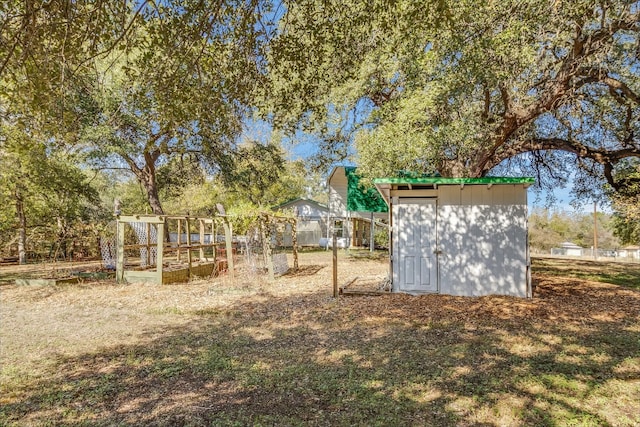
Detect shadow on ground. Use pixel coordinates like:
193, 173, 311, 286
2, 273, 639, 426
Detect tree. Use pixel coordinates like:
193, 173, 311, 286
81, 0, 267, 215
610, 160, 640, 244
266, 0, 639, 198
528, 208, 620, 252
218, 140, 306, 206
2, 1, 270, 216
0, 129, 99, 263
0, 1, 142, 145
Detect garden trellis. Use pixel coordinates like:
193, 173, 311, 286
114, 214, 234, 285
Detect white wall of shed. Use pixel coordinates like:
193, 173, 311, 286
436, 184, 528, 297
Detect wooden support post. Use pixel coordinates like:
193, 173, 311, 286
261, 218, 274, 281
176, 219, 182, 261
145, 222, 151, 266
370, 212, 375, 252
222, 217, 234, 280
116, 220, 125, 283
186, 217, 192, 276
291, 219, 298, 270
155, 221, 164, 284
351, 218, 357, 248
593, 201, 598, 260
332, 232, 338, 298
199, 219, 205, 260
211, 221, 216, 262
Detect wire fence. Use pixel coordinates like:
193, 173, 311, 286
533, 248, 640, 263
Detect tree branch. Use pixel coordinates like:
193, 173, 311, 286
488, 137, 640, 188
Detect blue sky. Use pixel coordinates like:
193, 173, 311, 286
240, 117, 609, 215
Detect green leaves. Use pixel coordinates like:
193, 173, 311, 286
267, 0, 639, 197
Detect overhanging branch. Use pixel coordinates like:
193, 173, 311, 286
493, 137, 640, 189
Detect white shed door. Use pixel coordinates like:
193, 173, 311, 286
394, 198, 438, 293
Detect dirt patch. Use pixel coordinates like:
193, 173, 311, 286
1, 253, 639, 426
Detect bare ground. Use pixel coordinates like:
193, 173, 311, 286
1, 252, 639, 426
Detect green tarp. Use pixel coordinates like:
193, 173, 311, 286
345, 167, 389, 213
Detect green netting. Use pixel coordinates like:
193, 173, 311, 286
345, 167, 389, 213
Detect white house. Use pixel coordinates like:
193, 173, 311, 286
327, 166, 388, 249
272, 198, 329, 247
374, 176, 534, 297
560, 242, 584, 257
618, 245, 640, 260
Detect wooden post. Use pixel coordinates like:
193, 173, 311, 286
176, 219, 182, 262
199, 219, 205, 260
155, 220, 164, 284
352, 218, 357, 247
333, 232, 338, 298
370, 212, 375, 252
211, 220, 216, 262
261, 217, 274, 281
116, 220, 125, 283
222, 217, 234, 280
145, 222, 151, 266
594, 201, 598, 260
291, 219, 299, 270
186, 217, 192, 276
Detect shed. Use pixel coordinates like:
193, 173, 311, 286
327, 166, 388, 249
374, 176, 534, 297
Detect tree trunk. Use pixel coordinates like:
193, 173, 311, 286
123, 152, 165, 215
139, 159, 164, 215
141, 172, 164, 215
15, 190, 27, 265
53, 216, 68, 261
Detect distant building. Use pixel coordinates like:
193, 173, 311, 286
272, 198, 329, 247
327, 166, 388, 249
618, 245, 640, 260
551, 242, 584, 257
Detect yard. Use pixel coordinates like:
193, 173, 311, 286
1, 253, 639, 426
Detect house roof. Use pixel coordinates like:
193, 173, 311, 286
272, 198, 328, 211
561, 241, 583, 249
344, 167, 389, 213
621, 245, 640, 250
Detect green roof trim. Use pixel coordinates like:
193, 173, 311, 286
373, 176, 535, 185
345, 167, 389, 213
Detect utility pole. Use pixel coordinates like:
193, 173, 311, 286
593, 201, 598, 260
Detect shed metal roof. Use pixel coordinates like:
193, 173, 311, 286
374, 176, 535, 205
373, 176, 535, 185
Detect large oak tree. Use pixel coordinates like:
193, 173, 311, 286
2, 0, 271, 216
83, 0, 268, 215
267, 0, 639, 196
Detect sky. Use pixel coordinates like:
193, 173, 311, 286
240, 114, 611, 216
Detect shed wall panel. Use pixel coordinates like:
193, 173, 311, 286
435, 185, 528, 297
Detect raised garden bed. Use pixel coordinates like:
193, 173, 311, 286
15, 277, 80, 286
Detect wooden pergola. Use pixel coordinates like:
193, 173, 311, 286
115, 214, 234, 285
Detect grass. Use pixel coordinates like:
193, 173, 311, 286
1, 254, 639, 426
532, 257, 640, 290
